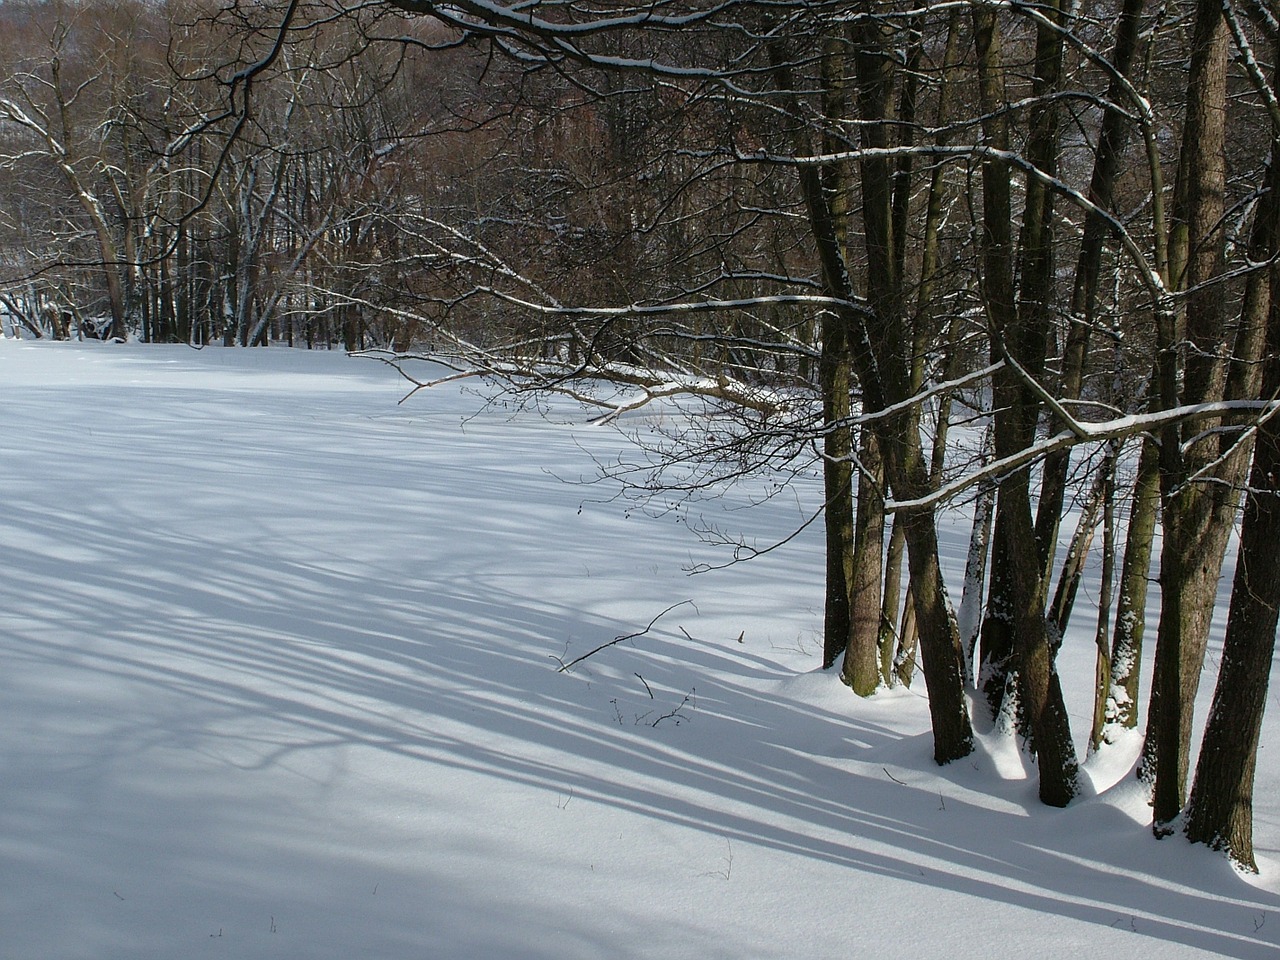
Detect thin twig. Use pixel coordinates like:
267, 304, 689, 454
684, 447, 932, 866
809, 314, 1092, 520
652, 688, 696, 727
557, 600, 696, 673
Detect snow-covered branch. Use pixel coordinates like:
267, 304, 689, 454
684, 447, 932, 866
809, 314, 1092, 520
885, 400, 1280, 514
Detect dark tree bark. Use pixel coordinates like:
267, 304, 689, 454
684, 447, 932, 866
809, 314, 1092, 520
972, 3, 1019, 724
818, 35, 858, 674
1049, 452, 1115, 639
819, 348, 855, 671
1089, 446, 1119, 753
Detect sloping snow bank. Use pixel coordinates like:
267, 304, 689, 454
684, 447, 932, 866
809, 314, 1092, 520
0, 340, 1276, 960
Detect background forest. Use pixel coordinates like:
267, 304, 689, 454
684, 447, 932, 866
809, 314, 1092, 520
2, 0, 1279, 870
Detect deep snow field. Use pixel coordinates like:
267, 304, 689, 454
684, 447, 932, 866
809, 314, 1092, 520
1, 338, 1278, 959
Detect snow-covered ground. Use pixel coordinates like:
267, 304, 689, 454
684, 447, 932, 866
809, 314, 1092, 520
1, 338, 1276, 960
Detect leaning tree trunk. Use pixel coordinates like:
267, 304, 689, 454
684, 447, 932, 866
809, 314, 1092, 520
1183, 384, 1280, 870
957, 476, 995, 683
1089, 452, 1119, 753
1032, 0, 1147, 573
1048, 451, 1115, 639
1183, 35, 1280, 862
879, 516, 906, 686
851, 4, 971, 748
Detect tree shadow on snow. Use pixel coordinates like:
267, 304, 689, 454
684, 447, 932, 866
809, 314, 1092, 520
0, 360, 1276, 960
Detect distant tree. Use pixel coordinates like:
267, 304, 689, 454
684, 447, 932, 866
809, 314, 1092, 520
0, 10, 141, 340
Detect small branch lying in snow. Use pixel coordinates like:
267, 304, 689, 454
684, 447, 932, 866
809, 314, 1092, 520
557, 600, 697, 673
547, 639, 572, 671
883, 767, 908, 786
651, 688, 696, 727
700, 839, 733, 880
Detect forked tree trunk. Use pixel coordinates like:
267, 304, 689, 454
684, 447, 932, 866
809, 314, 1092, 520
1144, 0, 1270, 830
1184, 392, 1280, 870
1184, 41, 1280, 862
974, 0, 1079, 805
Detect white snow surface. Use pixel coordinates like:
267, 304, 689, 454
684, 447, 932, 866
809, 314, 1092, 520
1, 339, 1277, 959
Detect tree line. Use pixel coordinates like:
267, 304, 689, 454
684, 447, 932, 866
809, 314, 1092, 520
2, 0, 1279, 869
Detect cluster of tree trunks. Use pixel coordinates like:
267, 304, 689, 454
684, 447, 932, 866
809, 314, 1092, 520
3, 0, 1280, 868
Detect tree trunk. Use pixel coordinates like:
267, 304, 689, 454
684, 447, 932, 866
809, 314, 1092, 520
818, 33, 858, 673
893, 582, 918, 688
957, 478, 995, 684
1184, 396, 1280, 870
1048, 451, 1115, 639
1089, 452, 1119, 753
1032, 0, 1147, 571
820, 311, 856, 671
770, 30, 974, 764
1183, 33, 1280, 859
1106, 436, 1160, 734
879, 516, 906, 686
842, 426, 884, 694
1143, 0, 1253, 830
979, 507, 1017, 719
972, 3, 1018, 725
975, 0, 1079, 805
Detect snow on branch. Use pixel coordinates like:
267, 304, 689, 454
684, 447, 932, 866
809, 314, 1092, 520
885, 399, 1280, 514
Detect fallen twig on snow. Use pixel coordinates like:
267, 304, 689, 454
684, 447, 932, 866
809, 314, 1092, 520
557, 600, 697, 673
